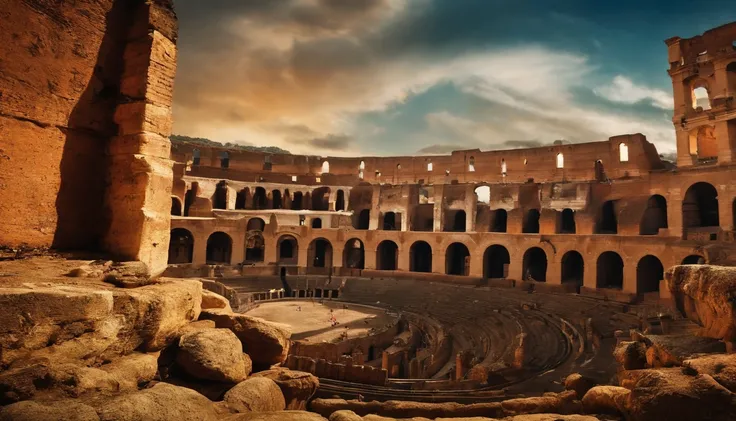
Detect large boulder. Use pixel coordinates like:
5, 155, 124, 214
95, 382, 219, 421
683, 353, 736, 392
563, 373, 596, 400
500, 391, 581, 416
200, 309, 291, 366
223, 377, 286, 413
310, 398, 505, 418
176, 329, 251, 383
644, 334, 724, 368
252, 368, 319, 410
223, 411, 327, 420
202, 290, 232, 311
626, 367, 736, 421
0, 400, 100, 421
581, 385, 630, 415
666, 265, 736, 342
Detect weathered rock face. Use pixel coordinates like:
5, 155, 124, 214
252, 368, 319, 410
200, 309, 292, 366
581, 385, 629, 415
95, 382, 219, 421
683, 353, 736, 392
223, 411, 327, 420
563, 373, 596, 400
666, 265, 736, 342
0, 400, 101, 421
613, 341, 647, 371
223, 377, 286, 413
176, 328, 251, 383
202, 289, 233, 311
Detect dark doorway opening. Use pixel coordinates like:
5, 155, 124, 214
640, 195, 668, 235
410, 241, 432, 272
597, 251, 624, 289
445, 243, 470, 276
483, 245, 509, 279
168, 228, 194, 264
206, 232, 232, 264
683, 182, 719, 228
523, 209, 540, 233
561, 251, 584, 289
637, 255, 663, 293
377, 241, 398, 270
491, 209, 508, 233
522, 247, 547, 282
596, 201, 618, 234
343, 239, 365, 269
559, 208, 576, 234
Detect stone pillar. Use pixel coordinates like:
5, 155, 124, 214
192, 233, 207, 265
369, 185, 381, 230
675, 129, 696, 167
398, 246, 410, 272
433, 185, 445, 232
465, 184, 476, 232
431, 251, 443, 274
365, 248, 377, 270
105, 1, 178, 276
547, 260, 562, 285
468, 253, 483, 277
623, 259, 637, 294
455, 353, 463, 381
715, 120, 735, 164
719, 184, 734, 232
230, 232, 245, 265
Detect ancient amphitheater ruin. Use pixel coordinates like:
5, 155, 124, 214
2, 1, 736, 420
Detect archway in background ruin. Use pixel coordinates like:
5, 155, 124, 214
356, 209, 370, 230
522, 247, 547, 282
595, 160, 606, 182
640, 195, 668, 235
277, 235, 299, 265
559, 208, 576, 234
688, 126, 718, 161
561, 251, 584, 289
171, 196, 182, 216
308, 239, 333, 268
596, 201, 618, 234
596, 252, 624, 289
410, 241, 432, 273
491, 209, 507, 233
213, 180, 228, 210
637, 255, 663, 294
245, 232, 265, 263
321, 161, 330, 174
336, 190, 345, 211
235, 188, 250, 210
253, 187, 267, 210
445, 243, 470, 276
522, 209, 540, 234
382, 212, 399, 230
683, 182, 719, 229
682, 255, 706, 265
475, 186, 490, 204
343, 239, 365, 269
184, 182, 199, 216
220, 151, 230, 168
272, 190, 282, 209
445, 210, 466, 232
291, 192, 303, 210
483, 245, 510, 279
246, 218, 265, 231
377, 240, 398, 270
311, 218, 322, 229
312, 187, 330, 211
206, 232, 232, 264
168, 228, 193, 264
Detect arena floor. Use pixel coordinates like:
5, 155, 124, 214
246, 300, 396, 343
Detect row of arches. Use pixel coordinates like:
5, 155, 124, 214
205, 184, 346, 213
170, 229, 702, 294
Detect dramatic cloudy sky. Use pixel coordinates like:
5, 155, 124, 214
171, 0, 736, 156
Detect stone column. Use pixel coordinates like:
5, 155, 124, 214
369, 185, 381, 230
105, 1, 178, 276
433, 185, 445, 232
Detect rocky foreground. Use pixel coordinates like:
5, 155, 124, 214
1, 259, 736, 420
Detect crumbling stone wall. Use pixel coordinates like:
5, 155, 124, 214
0, 0, 177, 274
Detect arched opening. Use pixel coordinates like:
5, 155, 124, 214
184, 183, 198, 216
312, 187, 330, 211
343, 239, 365, 269
192, 149, 201, 166
446, 210, 466, 232
356, 209, 370, 230
359, 161, 365, 179
206, 232, 232, 264
445, 243, 470, 276
321, 161, 330, 174
377, 241, 398, 271
168, 228, 193, 264
245, 233, 265, 263
558, 208, 576, 234
235, 188, 250, 210
336, 190, 345, 211
246, 218, 265, 231
556, 153, 564, 169
619, 143, 629, 162
427, 161, 433, 171
253, 187, 267, 210
171, 197, 182, 216
491, 209, 507, 233
291, 192, 303, 210
683, 182, 719, 228
277, 235, 298, 264
501, 159, 507, 175
727, 62, 736, 95
682, 255, 706, 265
561, 251, 584, 288
475, 186, 490, 204
220, 151, 230, 168
688, 126, 718, 161
596, 201, 618, 234
637, 255, 663, 294
596, 252, 624, 289
311, 218, 322, 229
483, 245, 509, 279
308, 239, 333, 268
272, 190, 282, 209
594, 160, 606, 182
410, 241, 432, 273
213, 181, 228, 210
382, 212, 399, 230
692, 84, 711, 110
468, 156, 475, 172
522, 247, 547, 282
640, 195, 668, 235
522, 209, 540, 234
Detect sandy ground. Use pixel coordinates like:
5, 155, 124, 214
246, 300, 396, 343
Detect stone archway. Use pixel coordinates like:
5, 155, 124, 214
206, 232, 232, 264
343, 239, 365, 269
377, 240, 398, 270
637, 255, 663, 294
410, 241, 432, 273
445, 243, 470, 276
597, 252, 624, 289
522, 247, 547, 282
483, 245, 509, 279
168, 228, 194, 264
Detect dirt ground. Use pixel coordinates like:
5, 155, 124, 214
246, 300, 396, 342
